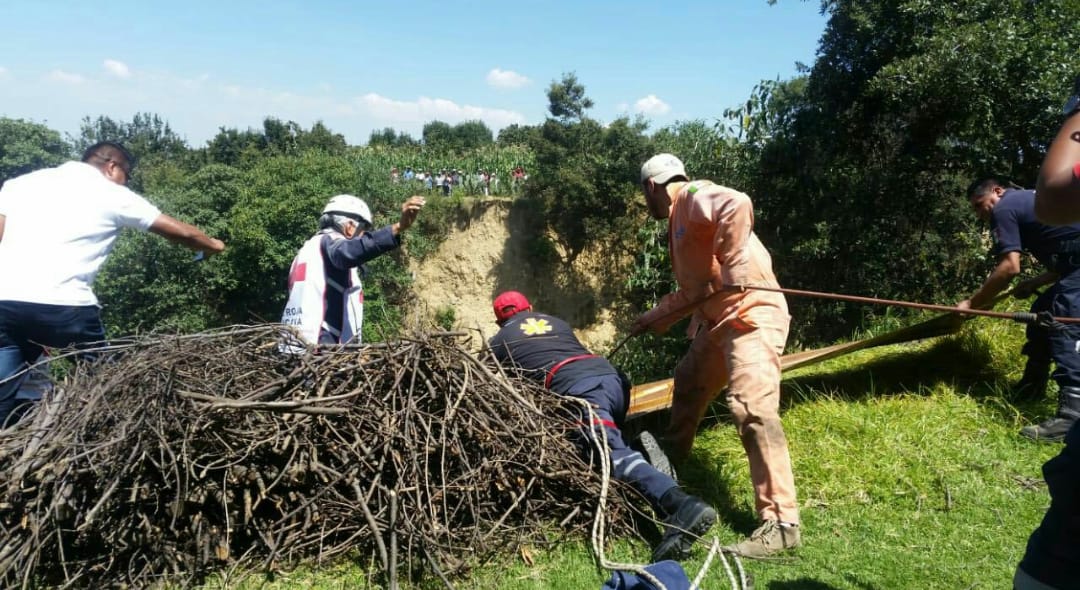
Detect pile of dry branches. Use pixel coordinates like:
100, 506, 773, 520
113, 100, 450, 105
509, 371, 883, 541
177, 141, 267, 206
0, 326, 636, 588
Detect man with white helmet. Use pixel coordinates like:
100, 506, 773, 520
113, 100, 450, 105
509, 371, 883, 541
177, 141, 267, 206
281, 193, 424, 346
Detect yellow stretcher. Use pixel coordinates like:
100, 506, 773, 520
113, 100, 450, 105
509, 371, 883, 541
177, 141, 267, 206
626, 312, 966, 419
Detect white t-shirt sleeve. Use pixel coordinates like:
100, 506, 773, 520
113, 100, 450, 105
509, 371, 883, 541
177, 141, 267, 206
109, 184, 162, 230
0, 180, 13, 216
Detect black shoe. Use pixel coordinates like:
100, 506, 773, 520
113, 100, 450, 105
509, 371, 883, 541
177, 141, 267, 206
637, 431, 677, 480
651, 495, 717, 562
1020, 415, 1075, 442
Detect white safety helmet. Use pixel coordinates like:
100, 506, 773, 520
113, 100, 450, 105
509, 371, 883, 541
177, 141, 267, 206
322, 194, 373, 228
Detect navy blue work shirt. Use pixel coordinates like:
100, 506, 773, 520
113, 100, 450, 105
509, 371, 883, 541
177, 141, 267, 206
489, 311, 617, 394
990, 189, 1080, 272
317, 225, 399, 344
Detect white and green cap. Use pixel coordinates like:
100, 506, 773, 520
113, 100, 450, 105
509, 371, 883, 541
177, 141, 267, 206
640, 153, 687, 184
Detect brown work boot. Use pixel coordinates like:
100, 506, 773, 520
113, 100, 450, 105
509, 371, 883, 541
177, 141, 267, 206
725, 519, 800, 559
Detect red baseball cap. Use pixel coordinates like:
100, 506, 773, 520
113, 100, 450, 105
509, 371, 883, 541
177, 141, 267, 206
493, 291, 531, 322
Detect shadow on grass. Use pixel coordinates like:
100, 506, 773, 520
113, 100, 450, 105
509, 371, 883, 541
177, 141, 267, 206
766, 578, 847, 590
679, 449, 760, 534
766, 576, 881, 590
780, 334, 1007, 403
686, 331, 1041, 433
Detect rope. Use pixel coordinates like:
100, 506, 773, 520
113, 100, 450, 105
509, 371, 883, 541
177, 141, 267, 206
732, 283, 1080, 326
571, 396, 746, 590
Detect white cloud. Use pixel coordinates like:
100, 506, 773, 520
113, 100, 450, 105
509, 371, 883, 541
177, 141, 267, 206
633, 94, 671, 116
47, 69, 85, 85
4, 66, 530, 145
357, 93, 526, 128
103, 59, 132, 79
485, 68, 530, 90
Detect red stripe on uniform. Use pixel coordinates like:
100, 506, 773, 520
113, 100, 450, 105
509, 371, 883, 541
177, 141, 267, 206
544, 354, 598, 389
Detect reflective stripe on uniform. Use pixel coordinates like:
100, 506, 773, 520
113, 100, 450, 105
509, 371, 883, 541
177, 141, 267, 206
614, 453, 648, 479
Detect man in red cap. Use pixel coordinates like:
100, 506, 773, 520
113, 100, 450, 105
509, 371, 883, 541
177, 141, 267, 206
634, 153, 800, 558
489, 291, 717, 562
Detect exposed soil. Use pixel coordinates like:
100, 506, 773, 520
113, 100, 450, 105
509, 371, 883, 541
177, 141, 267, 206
410, 199, 626, 351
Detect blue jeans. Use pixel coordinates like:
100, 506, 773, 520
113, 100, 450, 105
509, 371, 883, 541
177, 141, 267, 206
0, 301, 105, 426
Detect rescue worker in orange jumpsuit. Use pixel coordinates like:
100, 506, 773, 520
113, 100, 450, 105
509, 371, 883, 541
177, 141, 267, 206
632, 153, 801, 558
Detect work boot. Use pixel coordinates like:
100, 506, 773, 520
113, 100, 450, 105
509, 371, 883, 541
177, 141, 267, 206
1011, 363, 1050, 402
651, 488, 718, 562
637, 430, 677, 480
1020, 386, 1080, 442
724, 519, 801, 559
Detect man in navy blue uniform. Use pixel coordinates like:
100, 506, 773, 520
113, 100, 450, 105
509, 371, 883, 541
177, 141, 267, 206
961, 177, 1080, 441
488, 291, 716, 562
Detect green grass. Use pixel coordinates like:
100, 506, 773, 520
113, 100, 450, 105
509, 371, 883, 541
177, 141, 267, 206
202, 314, 1063, 589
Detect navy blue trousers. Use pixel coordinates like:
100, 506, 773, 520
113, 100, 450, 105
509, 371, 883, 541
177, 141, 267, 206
1024, 279, 1080, 390
565, 374, 678, 512
1017, 422, 1080, 589
0, 301, 105, 426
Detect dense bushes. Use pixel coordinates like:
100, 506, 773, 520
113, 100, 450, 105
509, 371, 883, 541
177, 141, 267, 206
2, 0, 1077, 353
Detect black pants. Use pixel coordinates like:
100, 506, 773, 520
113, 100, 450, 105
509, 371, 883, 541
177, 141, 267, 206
1016, 422, 1080, 589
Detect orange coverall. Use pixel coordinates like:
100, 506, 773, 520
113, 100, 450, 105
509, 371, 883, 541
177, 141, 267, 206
638, 180, 799, 524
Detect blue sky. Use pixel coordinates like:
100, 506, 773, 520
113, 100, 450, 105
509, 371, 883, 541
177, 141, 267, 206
0, 0, 828, 146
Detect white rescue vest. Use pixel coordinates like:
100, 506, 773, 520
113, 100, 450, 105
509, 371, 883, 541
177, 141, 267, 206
281, 231, 364, 346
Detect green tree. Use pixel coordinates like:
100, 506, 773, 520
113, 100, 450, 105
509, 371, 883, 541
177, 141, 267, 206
206, 127, 265, 167
546, 72, 594, 122
452, 120, 494, 150
74, 113, 193, 192
525, 76, 652, 263
0, 118, 71, 185
422, 121, 455, 149
296, 121, 348, 154
497, 124, 537, 146
744, 0, 1080, 342
74, 113, 189, 162
368, 127, 417, 147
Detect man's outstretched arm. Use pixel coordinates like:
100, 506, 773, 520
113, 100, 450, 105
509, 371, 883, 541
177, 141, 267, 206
148, 214, 225, 255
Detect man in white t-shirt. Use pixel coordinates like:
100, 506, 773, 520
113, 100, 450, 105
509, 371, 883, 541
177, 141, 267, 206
0, 141, 226, 426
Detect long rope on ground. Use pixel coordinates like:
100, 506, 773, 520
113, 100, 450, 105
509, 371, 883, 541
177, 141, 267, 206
574, 397, 746, 590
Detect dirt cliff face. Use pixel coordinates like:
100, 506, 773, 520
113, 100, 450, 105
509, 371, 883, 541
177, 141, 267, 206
410, 199, 625, 351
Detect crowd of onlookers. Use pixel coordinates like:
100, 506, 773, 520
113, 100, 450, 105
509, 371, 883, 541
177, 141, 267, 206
390, 166, 528, 197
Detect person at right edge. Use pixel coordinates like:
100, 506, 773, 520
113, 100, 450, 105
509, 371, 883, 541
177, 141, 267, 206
632, 154, 800, 558
1014, 75, 1080, 590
